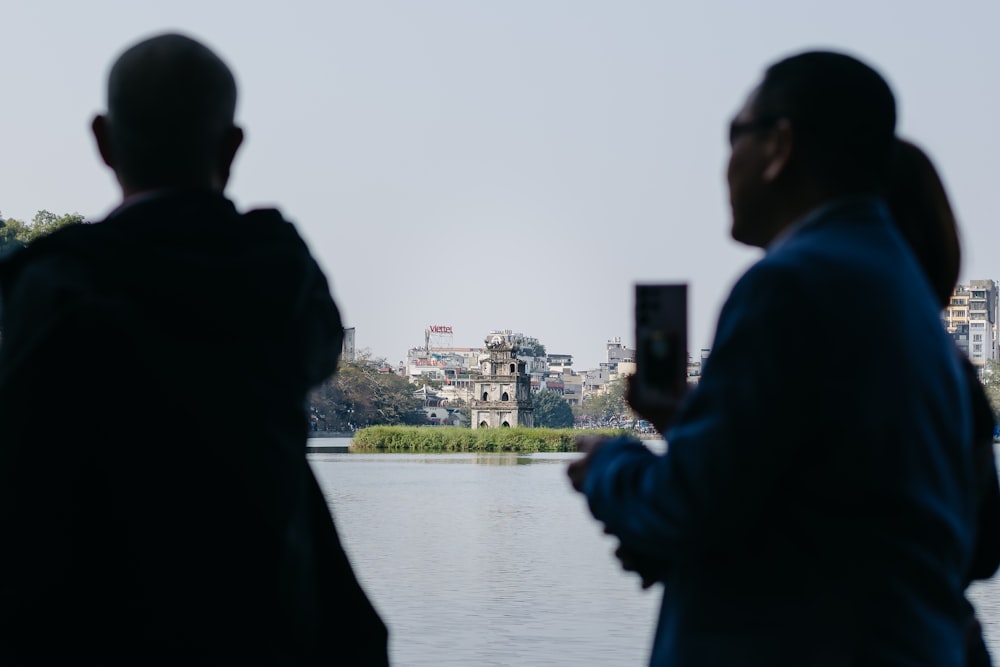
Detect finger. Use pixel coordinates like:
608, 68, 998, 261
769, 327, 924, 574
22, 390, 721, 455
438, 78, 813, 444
614, 546, 639, 573
567, 461, 587, 492
575, 435, 597, 453
576, 434, 611, 453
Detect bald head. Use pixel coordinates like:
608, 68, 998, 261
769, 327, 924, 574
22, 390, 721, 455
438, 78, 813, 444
93, 33, 243, 194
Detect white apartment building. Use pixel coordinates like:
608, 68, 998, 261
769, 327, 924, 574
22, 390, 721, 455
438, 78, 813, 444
946, 279, 998, 369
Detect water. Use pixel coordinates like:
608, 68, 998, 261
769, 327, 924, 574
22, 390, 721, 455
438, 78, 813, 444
309, 441, 1000, 667
970, 572, 1000, 658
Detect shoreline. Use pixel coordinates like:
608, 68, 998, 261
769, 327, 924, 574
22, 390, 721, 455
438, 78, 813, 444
311, 426, 669, 454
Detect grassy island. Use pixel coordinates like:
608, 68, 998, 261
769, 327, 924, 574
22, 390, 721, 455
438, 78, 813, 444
350, 426, 629, 453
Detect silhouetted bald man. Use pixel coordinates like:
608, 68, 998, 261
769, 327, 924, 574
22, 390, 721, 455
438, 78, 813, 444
0, 33, 388, 665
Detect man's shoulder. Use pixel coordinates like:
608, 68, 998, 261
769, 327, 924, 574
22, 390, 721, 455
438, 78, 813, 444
728, 252, 807, 302
720, 216, 892, 329
239, 207, 308, 246
756, 202, 909, 293
88, 194, 313, 269
137, 195, 312, 257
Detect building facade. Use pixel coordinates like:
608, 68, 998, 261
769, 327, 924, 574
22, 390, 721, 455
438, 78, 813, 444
605, 336, 635, 373
946, 280, 998, 369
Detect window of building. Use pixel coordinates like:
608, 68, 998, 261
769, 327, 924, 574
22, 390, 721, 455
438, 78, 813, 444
974, 344, 983, 353
974, 334, 983, 342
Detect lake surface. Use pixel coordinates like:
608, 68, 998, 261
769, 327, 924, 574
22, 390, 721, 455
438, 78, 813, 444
309, 441, 1000, 667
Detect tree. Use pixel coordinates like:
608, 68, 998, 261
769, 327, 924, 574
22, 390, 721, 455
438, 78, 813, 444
582, 377, 631, 421
980, 359, 1000, 420
516, 335, 546, 358
532, 390, 574, 428
412, 375, 443, 390
309, 355, 427, 430
0, 210, 84, 256
0, 218, 25, 255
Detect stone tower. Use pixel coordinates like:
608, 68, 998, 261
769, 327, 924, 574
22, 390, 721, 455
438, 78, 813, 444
471, 331, 534, 428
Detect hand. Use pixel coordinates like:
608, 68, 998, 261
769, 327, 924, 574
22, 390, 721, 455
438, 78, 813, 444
607, 528, 662, 589
625, 374, 682, 435
567, 434, 613, 493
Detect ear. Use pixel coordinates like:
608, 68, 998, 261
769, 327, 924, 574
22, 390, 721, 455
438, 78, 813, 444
214, 125, 244, 189
761, 119, 793, 183
91, 115, 115, 169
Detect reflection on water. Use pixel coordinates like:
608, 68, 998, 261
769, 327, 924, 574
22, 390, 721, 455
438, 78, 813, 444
309, 441, 1000, 667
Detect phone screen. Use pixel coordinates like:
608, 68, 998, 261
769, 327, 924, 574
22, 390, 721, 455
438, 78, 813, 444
640, 330, 680, 393
635, 284, 687, 405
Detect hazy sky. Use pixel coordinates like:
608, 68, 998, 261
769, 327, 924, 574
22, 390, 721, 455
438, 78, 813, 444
4, 1, 999, 369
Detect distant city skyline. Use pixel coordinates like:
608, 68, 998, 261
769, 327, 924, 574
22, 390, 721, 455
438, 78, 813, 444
361, 324, 632, 369
4, 2, 1000, 370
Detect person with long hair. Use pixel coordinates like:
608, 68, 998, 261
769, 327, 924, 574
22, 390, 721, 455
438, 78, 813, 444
888, 138, 1000, 667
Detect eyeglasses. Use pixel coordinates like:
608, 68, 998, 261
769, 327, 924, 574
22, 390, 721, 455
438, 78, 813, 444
728, 116, 781, 146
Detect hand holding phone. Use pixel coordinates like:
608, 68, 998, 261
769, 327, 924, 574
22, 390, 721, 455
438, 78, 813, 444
631, 284, 688, 432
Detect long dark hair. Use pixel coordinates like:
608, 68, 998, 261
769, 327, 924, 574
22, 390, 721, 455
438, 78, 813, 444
886, 138, 961, 308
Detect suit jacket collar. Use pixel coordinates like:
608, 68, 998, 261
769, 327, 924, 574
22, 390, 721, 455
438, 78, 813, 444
766, 195, 890, 255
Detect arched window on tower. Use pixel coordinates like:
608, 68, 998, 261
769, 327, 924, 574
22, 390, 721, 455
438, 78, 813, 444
482, 391, 489, 401
501, 392, 509, 401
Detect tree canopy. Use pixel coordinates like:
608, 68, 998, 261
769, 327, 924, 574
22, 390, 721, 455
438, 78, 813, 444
532, 390, 575, 428
581, 377, 631, 421
0, 210, 84, 255
980, 359, 1000, 421
309, 355, 427, 431
516, 335, 546, 358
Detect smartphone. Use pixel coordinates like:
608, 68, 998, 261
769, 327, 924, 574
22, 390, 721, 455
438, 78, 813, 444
634, 284, 688, 408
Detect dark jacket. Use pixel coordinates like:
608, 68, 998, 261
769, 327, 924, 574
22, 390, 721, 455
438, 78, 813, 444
585, 199, 979, 667
0, 191, 388, 665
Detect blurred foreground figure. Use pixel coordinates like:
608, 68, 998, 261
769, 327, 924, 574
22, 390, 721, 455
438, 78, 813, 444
0, 33, 388, 665
570, 52, 979, 666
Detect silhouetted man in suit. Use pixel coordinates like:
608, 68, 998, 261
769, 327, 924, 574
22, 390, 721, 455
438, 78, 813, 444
0, 33, 388, 665
570, 51, 977, 666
